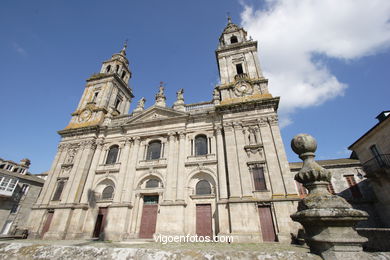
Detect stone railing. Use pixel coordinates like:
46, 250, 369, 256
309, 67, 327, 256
185, 101, 214, 112
234, 73, 249, 81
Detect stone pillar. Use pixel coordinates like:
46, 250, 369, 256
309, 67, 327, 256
64, 140, 97, 204
176, 132, 186, 202
38, 143, 68, 205
114, 138, 132, 203
290, 134, 369, 260
257, 117, 285, 195
164, 132, 177, 202
124, 137, 141, 203
215, 125, 228, 199
223, 123, 242, 198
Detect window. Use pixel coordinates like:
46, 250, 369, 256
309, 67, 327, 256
10, 204, 19, 214
251, 166, 266, 191
195, 135, 208, 156
52, 181, 65, 201
21, 184, 29, 195
146, 179, 159, 188
0, 177, 18, 193
121, 71, 126, 79
114, 97, 121, 110
92, 92, 99, 103
106, 65, 111, 73
6, 165, 13, 171
196, 180, 212, 195
101, 186, 114, 200
344, 175, 362, 198
116, 65, 120, 72
370, 145, 385, 167
146, 141, 162, 160
105, 145, 119, 165
0, 164, 4, 169
236, 63, 243, 75
230, 35, 238, 44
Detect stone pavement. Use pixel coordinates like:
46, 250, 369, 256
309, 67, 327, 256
0, 239, 389, 259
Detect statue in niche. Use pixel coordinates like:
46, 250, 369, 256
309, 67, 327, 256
65, 148, 77, 164
248, 127, 257, 145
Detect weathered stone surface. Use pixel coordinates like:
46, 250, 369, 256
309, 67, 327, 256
290, 134, 370, 259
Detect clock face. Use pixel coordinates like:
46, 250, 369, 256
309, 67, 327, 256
234, 82, 253, 96
79, 109, 92, 122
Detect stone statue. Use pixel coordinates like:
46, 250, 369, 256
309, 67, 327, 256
155, 82, 166, 107
176, 88, 184, 101
290, 134, 369, 260
173, 88, 185, 111
133, 97, 146, 114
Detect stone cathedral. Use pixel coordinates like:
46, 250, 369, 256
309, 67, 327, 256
28, 18, 300, 242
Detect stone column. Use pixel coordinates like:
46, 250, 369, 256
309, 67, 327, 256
38, 143, 68, 205
164, 132, 177, 202
176, 132, 186, 202
64, 140, 97, 204
215, 125, 228, 199
223, 123, 242, 198
257, 117, 285, 195
290, 134, 369, 260
124, 137, 141, 203
79, 139, 104, 204
114, 138, 132, 203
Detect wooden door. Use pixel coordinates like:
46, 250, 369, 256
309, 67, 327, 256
41, 211, 54, 238
196, 204, 212, 237
258, 205, 276, 242
139, 196, 158, 238
93, 207, 108, 239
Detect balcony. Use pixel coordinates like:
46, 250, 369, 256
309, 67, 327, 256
362, 154, 390, 178
234, 73, 249, 81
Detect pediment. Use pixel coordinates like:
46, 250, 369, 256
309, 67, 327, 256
125, 106, 187, 124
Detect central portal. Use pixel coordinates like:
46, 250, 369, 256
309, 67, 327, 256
139, 195, 159, 239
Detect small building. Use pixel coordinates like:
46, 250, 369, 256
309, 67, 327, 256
349, 110, 390, 227
0, 158, 45, 236
290, 158, 384, 228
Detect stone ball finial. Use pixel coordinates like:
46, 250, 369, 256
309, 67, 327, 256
291, 133, 317, 156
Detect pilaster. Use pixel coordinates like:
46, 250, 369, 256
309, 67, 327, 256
215, 125, 228, 199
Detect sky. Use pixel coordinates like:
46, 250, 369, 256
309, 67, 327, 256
0, 0, 389, 174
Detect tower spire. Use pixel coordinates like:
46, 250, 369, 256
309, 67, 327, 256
227, 12, 232, 24
120, 39, 128, 55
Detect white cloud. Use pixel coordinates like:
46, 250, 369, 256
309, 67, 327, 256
240, 0, 390, 127
12, 42, 27, 56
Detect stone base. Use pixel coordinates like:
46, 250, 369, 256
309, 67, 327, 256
230, 232, 262, 243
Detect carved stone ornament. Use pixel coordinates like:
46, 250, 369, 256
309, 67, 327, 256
290, 134, 369, 260
234, 81, 253, 97
78, 108, 92, 122
65, 148, 78, 164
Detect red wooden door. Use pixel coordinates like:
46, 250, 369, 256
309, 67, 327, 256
139, 196, 158, 238
41, 211, 54, 238
258, 205, 276, 242
196, 204, 212, 237
93, 207, 108, 238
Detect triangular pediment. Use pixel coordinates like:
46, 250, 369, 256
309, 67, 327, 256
125, 106, 187, 125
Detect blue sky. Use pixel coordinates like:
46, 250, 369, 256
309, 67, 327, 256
1, 0, 389, 174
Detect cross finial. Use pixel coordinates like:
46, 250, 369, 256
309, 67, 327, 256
227, 12, 232, 24
160, 81, 164, 87
123, 39, 128, 51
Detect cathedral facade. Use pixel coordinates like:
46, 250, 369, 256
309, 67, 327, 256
28, 19, 300, 242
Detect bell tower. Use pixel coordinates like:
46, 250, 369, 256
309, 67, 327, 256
215, 17, 272, 105
65, 42, 134, 129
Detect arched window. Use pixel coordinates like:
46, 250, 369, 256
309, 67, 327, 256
52, 181, 65, 201
146, 140, 162, 160
230, 35, 238, 44
195, 135, 208, 156
106, 65, 111, 73
121, 71, 126, 79
101, 186, 114, 200
106, 145, 119, 164
116, 65, 120, 72
146, 179, 159, 188
196, 180, 212, 195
